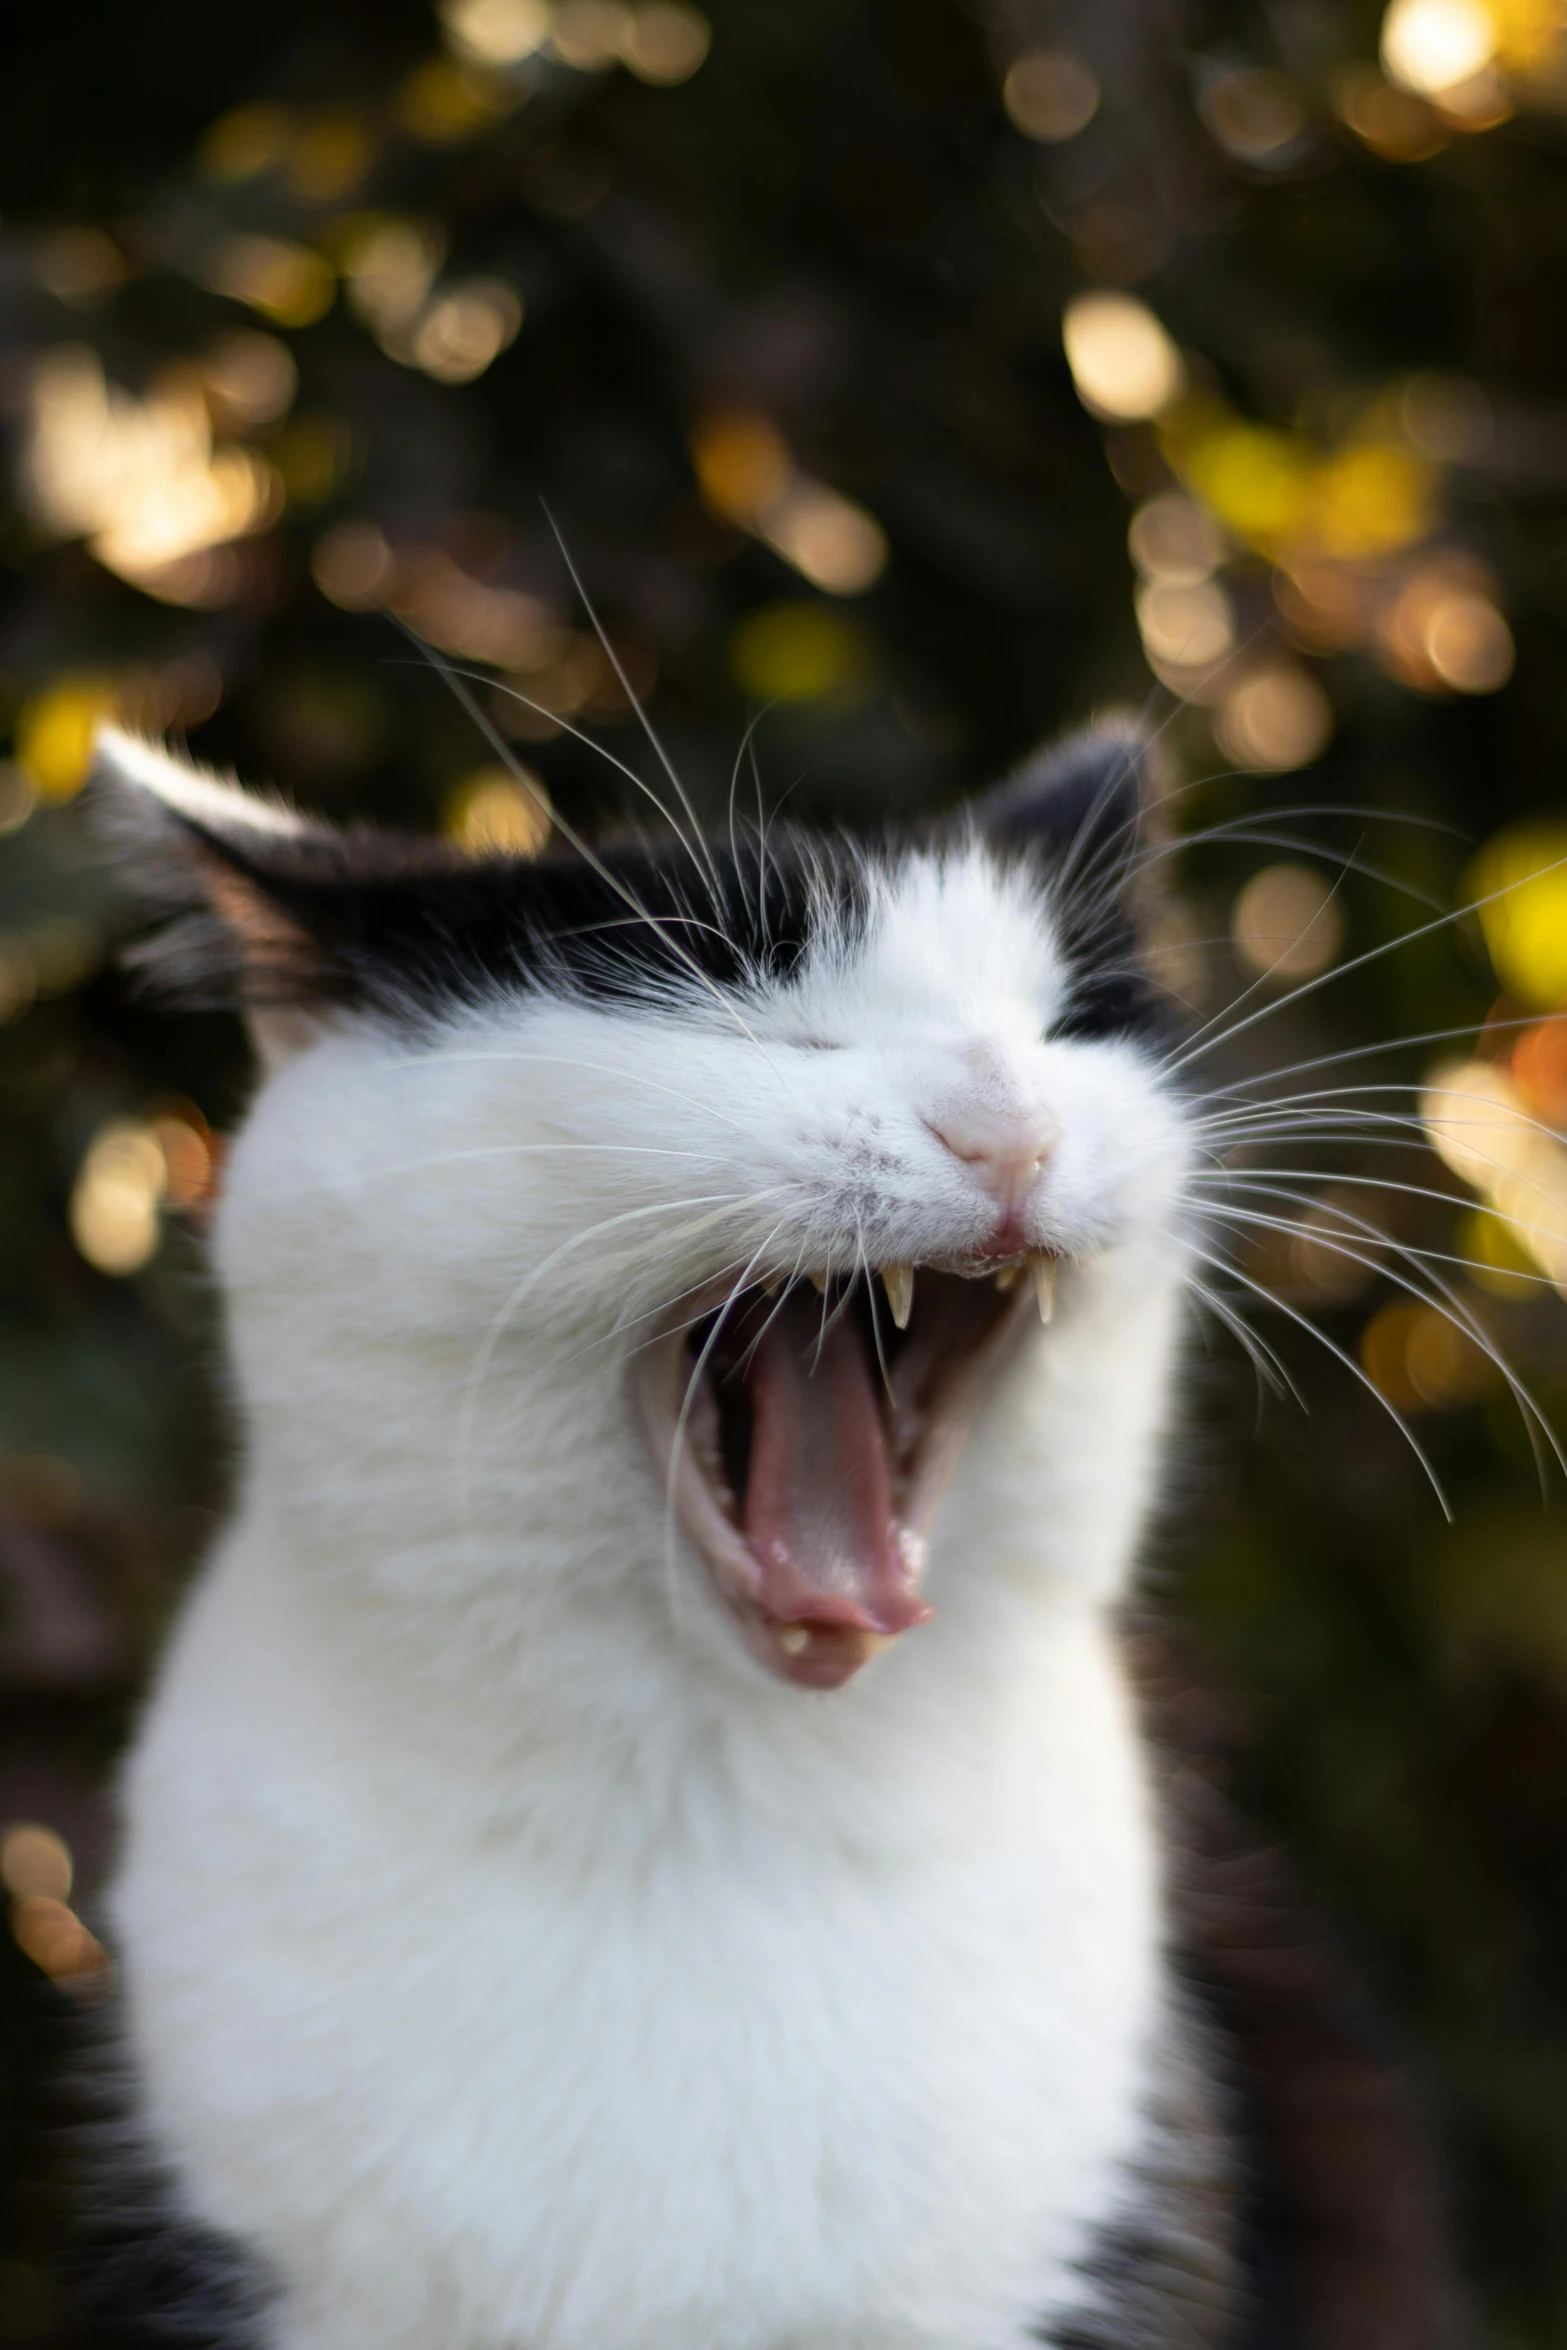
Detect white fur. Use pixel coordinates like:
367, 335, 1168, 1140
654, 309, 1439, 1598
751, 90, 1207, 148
96, 722, 309, 837
109, 814, 1196, 2350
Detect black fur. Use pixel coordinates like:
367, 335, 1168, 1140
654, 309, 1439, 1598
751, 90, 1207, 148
1039, 1994, 1239, 2349
50, 2009, 273, 2350
94, 726, 1168, 1048
979, 725, 1146, 869
979, 726, 1171, 1048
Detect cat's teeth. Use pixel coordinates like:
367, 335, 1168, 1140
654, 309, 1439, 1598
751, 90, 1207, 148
808, 1270, 828, 1294
1031, 1252, 1057, 1324
993, 1264, 1022, 1293
762, 1275, 782, 1297
777, 1625, 812, 1655
882, 1264, 915, 1329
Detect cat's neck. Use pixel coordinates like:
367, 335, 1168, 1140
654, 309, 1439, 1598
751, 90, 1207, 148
192, 1498, 1151, 1930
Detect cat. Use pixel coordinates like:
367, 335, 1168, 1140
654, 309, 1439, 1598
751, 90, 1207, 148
71, 718, 1455, 2350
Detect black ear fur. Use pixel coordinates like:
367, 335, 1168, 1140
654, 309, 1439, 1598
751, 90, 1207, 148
979, 720, 1151, 887
978, 720, 1171, 1045
90, 727, 467, 1020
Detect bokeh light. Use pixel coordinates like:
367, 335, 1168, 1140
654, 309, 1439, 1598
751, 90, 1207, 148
761, 482, 887, 596
1, 1819, 107, 1988
1424, 591, 1515, 690
1423, 1058, 1567, 1289
1002, 52, 1101, 141
0, 1823, 72, 1903
446, 766, 553, 854
69, 1123, 167, 1277
24, 347, 282, 603
1362, 1299, 1498, 1411
1460, 1205, 1544, 1298
1128, 493, 1227, 585
729, 604, 872, 703
35, 227, 129, 306
1172, 418, 1313, 550
551, 0, 634, 69
200, 235, 336, 328
1231, 862, 1346, 980
690, 410, 886, 593
15, 677, 118, 800
1216, 666, 1334, 772
287, 114, 377, 204
1135, 578, 1234, 669
312, 521, 397, 610
67, 1106, 214, 1278
396, 57, 518, 142
443, 0, 552, 64
409, 280, 524, 382
1469, 828, 1567, 1007
1374, 561, 1515, 692
1061, 293, 1186, 422
1332, 65, 1451, 156
342, 216, 447, 343
1512, 1020, 1567, 1125
1382, 0, 1498, 95
691, 410, 791, 524
1198, 66, 1309, 163
621, 4, 711, 82
200, 330, 298, 430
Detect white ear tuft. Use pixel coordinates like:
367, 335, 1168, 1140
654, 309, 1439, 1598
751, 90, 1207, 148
90, 726, 334, 1062
93, 725, 310, 843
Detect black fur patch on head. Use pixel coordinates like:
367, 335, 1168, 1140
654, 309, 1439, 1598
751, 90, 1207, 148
93, 732, 869, 1025
976, 723, 1171, 1048
96, 726, 1172, 1050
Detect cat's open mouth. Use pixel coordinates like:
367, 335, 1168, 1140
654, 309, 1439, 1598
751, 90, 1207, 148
634, 1258, 1050, 1690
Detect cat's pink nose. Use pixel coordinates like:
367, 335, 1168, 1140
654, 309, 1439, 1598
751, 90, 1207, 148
927, 1102, 1059, 1203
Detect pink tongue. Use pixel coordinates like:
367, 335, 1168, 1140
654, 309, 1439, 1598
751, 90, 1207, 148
741, 1290, 931, 1637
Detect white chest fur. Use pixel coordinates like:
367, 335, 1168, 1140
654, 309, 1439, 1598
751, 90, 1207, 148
112, 1523, 1162, 2350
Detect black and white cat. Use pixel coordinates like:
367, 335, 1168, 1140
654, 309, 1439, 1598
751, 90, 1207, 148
77, 720, 1437, 2350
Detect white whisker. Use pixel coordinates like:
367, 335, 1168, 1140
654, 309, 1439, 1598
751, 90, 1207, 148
1162, 847, 1567, 1081
1200, 1193, 1562, 1486
1179, 1235, 1453, 1515
542, 501, 723, 905
1185, 1270, 1301, 1410
1194, 1013, 1564, 1108
395, 627, 773, 1058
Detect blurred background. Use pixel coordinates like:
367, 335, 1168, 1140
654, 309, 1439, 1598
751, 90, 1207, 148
2, 0, 1567, 2338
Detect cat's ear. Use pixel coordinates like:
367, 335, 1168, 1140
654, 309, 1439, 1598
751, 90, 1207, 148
977, 720, 1153, 886
92, 727, 348, 1068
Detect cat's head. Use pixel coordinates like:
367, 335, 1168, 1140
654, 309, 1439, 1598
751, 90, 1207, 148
96, 723, 1192, 1697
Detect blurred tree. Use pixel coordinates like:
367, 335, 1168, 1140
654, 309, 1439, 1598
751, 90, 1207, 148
4, 0, 1567, 2339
